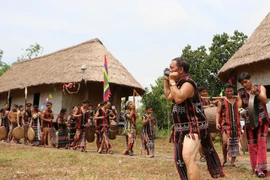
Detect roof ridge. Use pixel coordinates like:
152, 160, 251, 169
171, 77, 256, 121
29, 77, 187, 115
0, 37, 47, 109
13, 38, 103, 66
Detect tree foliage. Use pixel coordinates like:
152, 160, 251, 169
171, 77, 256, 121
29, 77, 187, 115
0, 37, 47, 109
182, 30, 248, 96
142, 30, 248, 130
17, 43, 44, 62
0, 50, 10, 76
141, 77, 171, 129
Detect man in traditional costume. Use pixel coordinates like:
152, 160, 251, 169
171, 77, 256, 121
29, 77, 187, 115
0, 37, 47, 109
41, 102, 55, 147
141, 106, 155, 158
164, 57, 224, 179
216, 83, 241, 167
15, 105, 24, 144
8, 104, 18, 143
237, 72, 269, 178
123, 101, 138, 156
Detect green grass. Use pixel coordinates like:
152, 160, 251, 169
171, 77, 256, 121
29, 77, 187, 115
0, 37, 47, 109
0, 135, 263, 180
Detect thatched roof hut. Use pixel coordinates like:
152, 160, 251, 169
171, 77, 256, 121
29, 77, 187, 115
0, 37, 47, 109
218, 12, 270, 83
0, 38, 145, 118
0, 38, 145, 95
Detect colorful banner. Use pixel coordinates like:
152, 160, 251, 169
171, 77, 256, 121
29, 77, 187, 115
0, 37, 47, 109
40, 88, 56, 110
103, 55, 111, 101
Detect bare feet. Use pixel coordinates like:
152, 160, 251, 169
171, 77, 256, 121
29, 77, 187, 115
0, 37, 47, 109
222, 159, 227, 167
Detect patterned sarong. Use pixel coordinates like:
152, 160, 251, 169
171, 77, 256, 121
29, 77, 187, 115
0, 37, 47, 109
58, 125, 69, 148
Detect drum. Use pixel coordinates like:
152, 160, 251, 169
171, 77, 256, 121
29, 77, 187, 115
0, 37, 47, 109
12, 127, 24, 139
27, 127, 35, 142
109, 121, 118, 140
85, 123, 95, 143
204, 107, 219, 133
0, 126, 7, 140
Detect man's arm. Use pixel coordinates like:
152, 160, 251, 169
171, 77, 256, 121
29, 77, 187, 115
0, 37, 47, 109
0, 113, 2, 126
164, 78, 173, 101
256, 85, 268, 104
237, 94, 243, 108
142, 115, 150, 126
17, 111, 20, 127
215, 101, 222, 130
169, 82, 194, 104
22, 112, 26, 125
41, 111, 51, 123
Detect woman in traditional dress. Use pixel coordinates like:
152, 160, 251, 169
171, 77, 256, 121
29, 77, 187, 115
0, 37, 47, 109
73, 100, 89, 152
29, 105, 42, 146
57, 108, 69, 149
67, 106, 79, 147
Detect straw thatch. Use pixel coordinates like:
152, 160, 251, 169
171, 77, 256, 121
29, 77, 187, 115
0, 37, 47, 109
0, 38, 145, 94
218, 12, 270, 82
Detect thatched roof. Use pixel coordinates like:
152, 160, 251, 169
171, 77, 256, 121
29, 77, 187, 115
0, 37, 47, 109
0, 38, 145, 94
218, 12, 270, 82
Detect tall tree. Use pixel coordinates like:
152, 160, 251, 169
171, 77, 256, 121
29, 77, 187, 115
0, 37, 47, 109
181, 45, 208, 87
181, 30, 248, 96
141, 77, 171, 129
206, 30, 247, 95
0, 50, 10, 76
17, 43, 44, 62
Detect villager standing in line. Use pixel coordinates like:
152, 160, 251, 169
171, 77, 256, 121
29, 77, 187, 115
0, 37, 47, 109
237, 72, 269, 178
23, 103, 32, 145
29, 105, 42, 146
123, 101, 138, 156
95, 101, 104, 151
216, 83, 241, 167
67, 106, 79, 147
141, 106, 156, 158
41, 102, 55, 147
8, 104, 18, 143
73, 100, 89, 152
95, 101, 113, 154
164, 57, 224, 179
0, 108, 9, 142
57, 108, 69, 149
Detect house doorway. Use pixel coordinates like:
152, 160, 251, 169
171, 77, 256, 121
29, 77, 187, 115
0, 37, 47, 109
33, 93, 40, 106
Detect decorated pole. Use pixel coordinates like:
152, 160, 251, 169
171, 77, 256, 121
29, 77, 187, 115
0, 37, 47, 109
103, 55, 111, 101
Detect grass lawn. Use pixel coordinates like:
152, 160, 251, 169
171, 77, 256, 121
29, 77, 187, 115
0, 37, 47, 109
0, 135, 267, 180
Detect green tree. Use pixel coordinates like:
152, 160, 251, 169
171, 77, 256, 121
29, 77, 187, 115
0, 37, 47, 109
181, 30, 248, 96
206, 30, 247, 95
141, 77, 171, 129
17, 43, 44, 62
0, 50, 10, 76
181, 45, 208, 87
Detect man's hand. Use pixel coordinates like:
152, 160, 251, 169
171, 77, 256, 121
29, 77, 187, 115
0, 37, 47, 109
216, 123, 221, 130
169, 72, 179, 81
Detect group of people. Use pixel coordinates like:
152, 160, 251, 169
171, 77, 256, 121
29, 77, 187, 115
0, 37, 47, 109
0, 98, 156, 158
164, 57, 269, 179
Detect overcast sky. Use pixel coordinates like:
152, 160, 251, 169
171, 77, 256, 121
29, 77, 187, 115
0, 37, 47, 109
0, 0, 269, 90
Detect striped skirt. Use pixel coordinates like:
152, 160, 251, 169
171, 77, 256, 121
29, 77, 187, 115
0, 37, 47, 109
32, 125, 40, 145
58, 127, 69, 148
69, 122, 76, 144
76, 129, 86, 147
